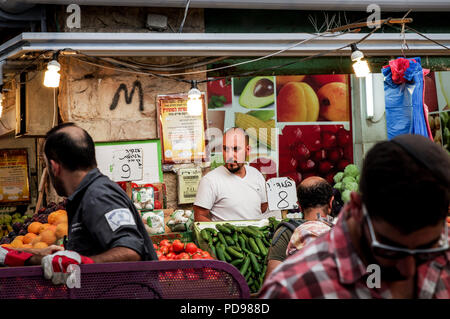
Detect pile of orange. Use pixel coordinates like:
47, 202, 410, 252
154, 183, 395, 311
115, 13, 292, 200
1, 210, 68, 250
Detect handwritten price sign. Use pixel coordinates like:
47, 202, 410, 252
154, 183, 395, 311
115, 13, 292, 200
112, 148, 143, 182
266, 177, 299, 211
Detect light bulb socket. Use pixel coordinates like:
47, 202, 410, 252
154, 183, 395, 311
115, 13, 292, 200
350, 43, 364, 61
47, 60, 61, 71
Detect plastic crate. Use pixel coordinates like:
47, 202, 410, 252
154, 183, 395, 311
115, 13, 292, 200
0, 260, 250, 299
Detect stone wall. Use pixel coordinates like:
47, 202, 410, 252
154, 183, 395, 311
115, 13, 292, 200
48, 6, 206, 209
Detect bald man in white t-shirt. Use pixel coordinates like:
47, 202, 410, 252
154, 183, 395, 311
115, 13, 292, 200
194, 128, 268, 221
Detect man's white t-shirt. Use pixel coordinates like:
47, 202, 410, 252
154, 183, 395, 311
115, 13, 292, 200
194, 165, 268, 221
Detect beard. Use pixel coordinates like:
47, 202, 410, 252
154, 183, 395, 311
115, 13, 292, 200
225, 162, 244, 173
48, 166, 67, 197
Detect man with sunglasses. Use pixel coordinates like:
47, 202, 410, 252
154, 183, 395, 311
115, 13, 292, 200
260, 134, 450, 299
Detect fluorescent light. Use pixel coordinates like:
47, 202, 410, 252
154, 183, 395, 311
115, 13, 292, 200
365, 73, 374, 119
44, 60, 61, 88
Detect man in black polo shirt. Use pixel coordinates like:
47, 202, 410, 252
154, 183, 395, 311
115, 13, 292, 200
39, 122, 157, 284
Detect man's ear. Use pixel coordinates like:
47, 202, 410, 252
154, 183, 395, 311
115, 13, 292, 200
329, 195, 335, 209
49, 159, 61, 176
348, 192, 363, 222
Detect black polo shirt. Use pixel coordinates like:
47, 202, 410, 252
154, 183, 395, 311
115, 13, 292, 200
65, 168, 157, 261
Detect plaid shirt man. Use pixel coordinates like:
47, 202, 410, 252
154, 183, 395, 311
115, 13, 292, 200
259, 205, 450, 299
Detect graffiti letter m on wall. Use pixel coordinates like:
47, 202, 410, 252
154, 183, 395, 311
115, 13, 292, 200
110, 80, 144, 111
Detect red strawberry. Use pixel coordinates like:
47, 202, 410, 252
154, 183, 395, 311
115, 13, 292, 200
312, 149, 327, 162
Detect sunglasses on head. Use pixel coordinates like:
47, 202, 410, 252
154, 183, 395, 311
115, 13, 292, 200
362, 205, 449, 262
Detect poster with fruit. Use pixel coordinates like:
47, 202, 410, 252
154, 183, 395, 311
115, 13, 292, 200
276, 74, 350, 123
278, 125, 353, 185
205, 74, 353, 183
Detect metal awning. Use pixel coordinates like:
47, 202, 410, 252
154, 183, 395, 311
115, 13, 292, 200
0, 32, 449, 62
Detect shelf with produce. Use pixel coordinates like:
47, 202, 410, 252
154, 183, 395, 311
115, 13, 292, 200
193, 217, 281, 294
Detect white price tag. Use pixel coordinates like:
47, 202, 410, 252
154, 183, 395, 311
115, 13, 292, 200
266, 177, 299, 211
112, 148, 144, 182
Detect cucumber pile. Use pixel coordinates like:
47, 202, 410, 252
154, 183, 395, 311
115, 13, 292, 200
200, 218, 280, 294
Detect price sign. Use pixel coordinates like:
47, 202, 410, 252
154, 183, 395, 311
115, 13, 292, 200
112, 148, 143, 182
266, 177, 298, 211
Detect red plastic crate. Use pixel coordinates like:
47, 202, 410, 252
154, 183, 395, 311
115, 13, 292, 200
0, 260, 250, 299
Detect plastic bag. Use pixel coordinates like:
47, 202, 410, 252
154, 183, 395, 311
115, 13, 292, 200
383, 57, 432, 140
141, 211, 165, 235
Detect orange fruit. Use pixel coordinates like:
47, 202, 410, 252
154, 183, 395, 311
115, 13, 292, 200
38, 223, 51, 234
31, 235, 42, 246
10, 239, 23, 249
28, 222, 43, 234
39, 230, 57, 245
1, 244, 12, 248
22, 244, 33, 249
48, 210, 67, 225
55, 223, 68, 239
14, 236, 24, 242
33, 242, 48, 249
22, 233, 38, 244
54, 214, 68, 225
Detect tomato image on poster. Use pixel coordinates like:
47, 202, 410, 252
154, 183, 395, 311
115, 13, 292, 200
278, 124, 353, 185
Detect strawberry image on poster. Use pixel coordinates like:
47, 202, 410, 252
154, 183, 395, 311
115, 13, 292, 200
278, 125, 353, 186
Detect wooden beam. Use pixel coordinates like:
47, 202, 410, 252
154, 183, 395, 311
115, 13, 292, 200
327, 18, 413, 33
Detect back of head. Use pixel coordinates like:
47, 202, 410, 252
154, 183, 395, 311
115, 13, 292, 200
297, 177, 333, 211
44, 122, 97, 171
360, 134, 450, 234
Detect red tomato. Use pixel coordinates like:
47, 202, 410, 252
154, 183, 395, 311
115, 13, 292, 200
185, 243, 198, 255
154, 200, 162, 209
159, 240, 170, 247
156, 251, 163, 259
177, 252, 191, 260
153, 244, 158, 250
166, 252, 177, 260
191, 252, 204, 260
159, 246, 169, 255
158, 255, 168, 261
172, 240, 185, 253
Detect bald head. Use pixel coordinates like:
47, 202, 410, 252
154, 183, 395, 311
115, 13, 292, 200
297, 176, 333, 212
44, 122, 97, 171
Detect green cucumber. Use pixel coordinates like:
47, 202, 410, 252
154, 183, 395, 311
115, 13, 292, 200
216, 245, 226, 262
255, 237, 268, 256
239, 257, 251, 276
225, 235, 235, 246
223, 249, 233, 262
249, 252, 261, 272
248, 237, 261, 255
242, 227, 262, 238
204, 228, 218, 236
201, 229, 211, 242
230, 258, 244, 267
217, 232, 228, 247
216, 224, 232, 235
226, 247, 244, 259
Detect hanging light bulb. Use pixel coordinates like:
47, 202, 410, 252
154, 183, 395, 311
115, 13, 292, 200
350, 43, 370, 78
44, 59, 61, 88
187, 80, 203, 116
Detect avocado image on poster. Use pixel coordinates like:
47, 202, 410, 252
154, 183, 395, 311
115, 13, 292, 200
239, 76, 275, 109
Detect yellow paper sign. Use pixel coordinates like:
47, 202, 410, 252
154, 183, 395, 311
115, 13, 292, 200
0, 149, 30, 204
158, 94, 207, 164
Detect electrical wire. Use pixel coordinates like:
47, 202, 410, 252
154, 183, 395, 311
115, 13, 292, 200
178, 0, 191, 33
